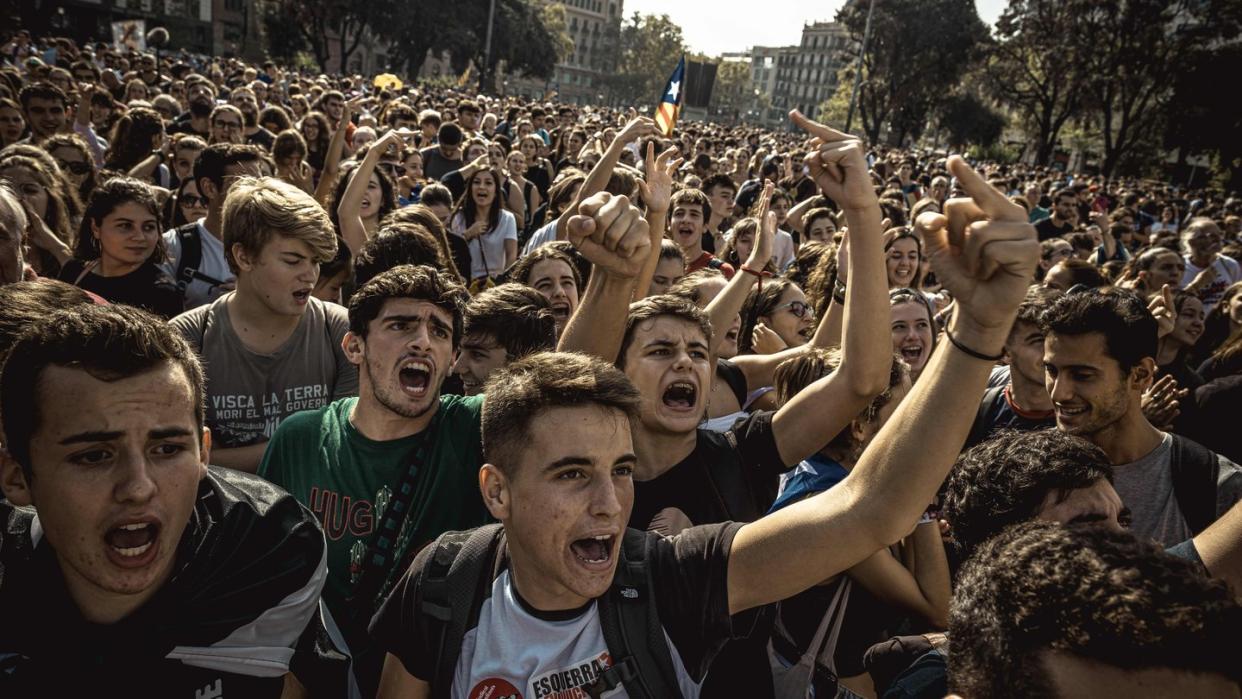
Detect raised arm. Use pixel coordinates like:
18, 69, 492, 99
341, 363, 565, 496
784, 189, 820, 236
848, 520, 951, 629
1193, 498, 1242, 596
338, 130, 402, 256
633, 143, 682, 300
768, 113, 894, 464
556, 192, 652, 362
313, 101, 353, 208
727, 151, 1038, 614
555, 117, 655, 242
701, 183, 775, 355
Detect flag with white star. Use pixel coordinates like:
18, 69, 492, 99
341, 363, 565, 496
654, 55, 685, 137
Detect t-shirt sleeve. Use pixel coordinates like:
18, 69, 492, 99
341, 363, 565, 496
168, 306, 207, 352
728, 410, 789, 476
368, 541, 438, 681
500, 211, 518, 241
160, 229, 181, 278
1214, 454, 1242, 518
649, 522, 768, 681
325, 305, 359, 399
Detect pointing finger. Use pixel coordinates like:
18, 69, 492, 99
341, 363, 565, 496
946, 155, 1024, 222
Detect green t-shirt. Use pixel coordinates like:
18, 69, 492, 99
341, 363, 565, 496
258, 394, 490, 637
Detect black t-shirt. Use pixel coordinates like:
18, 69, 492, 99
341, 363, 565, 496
167, 115, 208, 139
420, 146, 463, 182
1192, 375, 1242, 464
630, 411, 788, 531
717, 358, 748, 408
370, 522, 767, 691
0, 467, 327, 697
965, 383, 1056, 450
246, 127, 276, 152
58, 260, 184, 318
1034, 216, 1072, 241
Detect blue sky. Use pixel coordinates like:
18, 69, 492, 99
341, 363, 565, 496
619, 0, 1007, 56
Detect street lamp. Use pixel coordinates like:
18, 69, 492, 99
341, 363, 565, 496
845, 0, 875, 135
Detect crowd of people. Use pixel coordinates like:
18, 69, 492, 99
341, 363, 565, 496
1, 29, 1241, 699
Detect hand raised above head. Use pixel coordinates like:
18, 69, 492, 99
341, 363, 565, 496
914, 155, 1038, 349
566, 192, 651, 280
789, 110, 876, 214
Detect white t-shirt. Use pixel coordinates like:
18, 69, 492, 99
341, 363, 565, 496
453, 570, 701, 699
160, 219, 235, 310
1182, 254, 1242, 313
451, 210, 518, 280
523, 217, 560, 257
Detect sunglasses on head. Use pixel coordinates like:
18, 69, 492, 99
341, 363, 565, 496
774, 300, 814, 319
56, 159, 91, 176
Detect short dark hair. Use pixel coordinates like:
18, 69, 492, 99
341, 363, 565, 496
194, 142, 265, 191
0, 280, 93, 359
1053, 187, 1076, 202
482, 352, 640, 472
1, 305, 206, 475
353, 224, 449, 289
617, 295, 713, 368
942, 429, 1115, 559
949, 522, 1242, 697
437, 122, 463, 147
508, 244, 581, 290
701, 174, 736, 197
456, 99, 481, 116
669, 187, 710, 222
1011, 285, 1062, 335
348, 264, 468, 347
18, 81, 68, 109
463, 283, 556, 359
1040, 287, 1156, 373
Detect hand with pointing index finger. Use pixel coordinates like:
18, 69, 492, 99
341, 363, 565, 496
914, 156, 1039, 349
566, 192, 651, 280
789, 110, 877, 213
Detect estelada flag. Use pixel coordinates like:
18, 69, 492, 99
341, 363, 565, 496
654, 56, 685, 136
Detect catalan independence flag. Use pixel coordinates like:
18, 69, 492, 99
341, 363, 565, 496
654, 56, 685, 136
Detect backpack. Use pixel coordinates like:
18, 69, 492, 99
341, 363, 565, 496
413, 524, 684, 699
173, 222, 228, 296
1168, 434, 1221, 536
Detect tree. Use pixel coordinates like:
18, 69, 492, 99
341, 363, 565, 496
600, 13, 687, 107
712, 60, 753, 121
1074, 0, 1241, 178
817, 67, 855, 127
981, 0, 1086, 166
1166, 43, 1242, 189
837, 0, 987, 146
262, 0, 381, 72
938, 92, 1006, 149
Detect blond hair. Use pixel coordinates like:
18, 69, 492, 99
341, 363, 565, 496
222, 176, 337, 274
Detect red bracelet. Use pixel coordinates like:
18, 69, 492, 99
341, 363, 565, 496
739, 265, 771, 290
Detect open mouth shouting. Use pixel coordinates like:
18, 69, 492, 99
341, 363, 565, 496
674, 224, 697, 245
104, 519, 161, 568
662, 380, 698, 412
550, 300, 572, 323
570, 533, 617, 571
900, 341, 925, 365
292, 287, 312, 305
398, 357, 433, 397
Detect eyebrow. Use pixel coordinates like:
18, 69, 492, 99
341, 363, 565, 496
59, 426, 195, 445
545, 453, 637, 472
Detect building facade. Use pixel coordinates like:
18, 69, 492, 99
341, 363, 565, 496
773, 21, 850, 119
549, 0, 622, 104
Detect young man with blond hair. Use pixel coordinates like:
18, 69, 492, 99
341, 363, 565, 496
171, 176, 357, 473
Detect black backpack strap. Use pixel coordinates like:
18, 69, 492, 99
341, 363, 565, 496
966, 385, 1006, 449
415, 524, 507, 699
585, 529, 683, 699
174, 223, 228, 294
1169, 435, 1220, 536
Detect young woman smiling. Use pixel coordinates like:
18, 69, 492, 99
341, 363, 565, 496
59, 177, 182, 317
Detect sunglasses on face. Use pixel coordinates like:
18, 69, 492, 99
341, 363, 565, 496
378, 162, 406, 177
56, 159, 91, 175
180, 194, 205, 207
774, 300, 814, 319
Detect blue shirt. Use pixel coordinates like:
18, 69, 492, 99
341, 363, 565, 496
769, 454, 849, 513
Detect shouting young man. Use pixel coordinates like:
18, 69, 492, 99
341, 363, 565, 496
368, 134, 1040, 698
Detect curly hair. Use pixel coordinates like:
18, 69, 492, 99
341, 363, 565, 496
949, 522, 1242, 698
942, 429, 1115, 559
348, 264, 469, 347
1040, 286, 1156, 373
